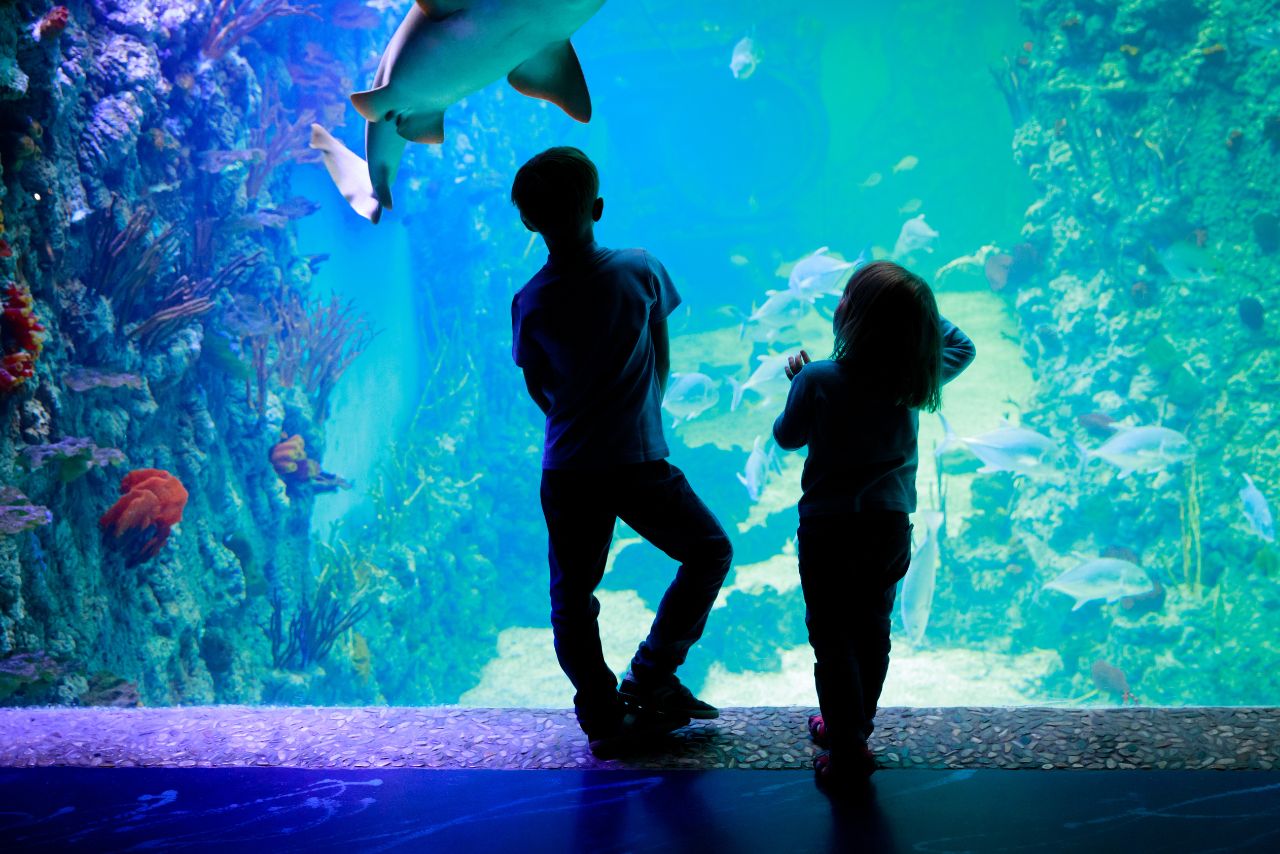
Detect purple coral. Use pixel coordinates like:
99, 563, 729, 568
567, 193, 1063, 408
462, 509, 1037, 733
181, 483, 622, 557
19, 437, 125, 482
0, 487, 52, 534
63, 367, 143, 392
202, 0, 322, 61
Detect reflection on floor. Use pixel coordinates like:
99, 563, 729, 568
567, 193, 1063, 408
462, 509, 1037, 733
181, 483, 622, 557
2, 767, 1278, 852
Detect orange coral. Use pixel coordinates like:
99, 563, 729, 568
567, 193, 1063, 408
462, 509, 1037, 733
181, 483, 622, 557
1, 280, 46, 393
269, 433, 350, 492
99, 469, 189, 566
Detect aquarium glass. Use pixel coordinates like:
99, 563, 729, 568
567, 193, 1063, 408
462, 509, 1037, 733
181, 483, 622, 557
1, 0, 1277, 710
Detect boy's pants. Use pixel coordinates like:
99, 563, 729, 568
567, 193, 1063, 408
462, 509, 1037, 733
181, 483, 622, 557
540, 460, 733, 735
797, 511, 913, 760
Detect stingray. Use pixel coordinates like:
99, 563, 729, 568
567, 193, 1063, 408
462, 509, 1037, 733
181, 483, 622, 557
311, 0, 608, 224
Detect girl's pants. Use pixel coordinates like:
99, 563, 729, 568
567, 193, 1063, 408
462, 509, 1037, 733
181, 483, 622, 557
798, 511, 913, 759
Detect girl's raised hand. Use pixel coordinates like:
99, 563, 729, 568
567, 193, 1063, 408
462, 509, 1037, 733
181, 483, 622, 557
785, 350, 811, 381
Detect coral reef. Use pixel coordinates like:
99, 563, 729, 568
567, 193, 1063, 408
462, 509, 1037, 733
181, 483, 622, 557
0, 280, 46, 393
0, 487, 51, 535
19, 436, 124, 482
99, 468, 189, 567
268, 432, 349, 492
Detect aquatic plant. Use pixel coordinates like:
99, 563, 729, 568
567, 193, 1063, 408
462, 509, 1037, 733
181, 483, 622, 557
0, 487, 51, 535
201, 0, 322, 61
130, 250, 264, 348
19, 437, 125, 482
268, 541, 380, 671
0, 279, 46, 393
86, 202, 181, 326
272, 287, 377, 420
99, 469, 189, 567
244, 79, 318, 202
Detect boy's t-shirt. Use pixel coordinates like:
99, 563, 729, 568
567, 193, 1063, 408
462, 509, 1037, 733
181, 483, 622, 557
771, 317, 975, 516
512, 241, 681, 470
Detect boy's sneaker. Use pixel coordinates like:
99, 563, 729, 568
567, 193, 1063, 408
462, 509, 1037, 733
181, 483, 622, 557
588, 710, 692, 759
619, 674, 719, 720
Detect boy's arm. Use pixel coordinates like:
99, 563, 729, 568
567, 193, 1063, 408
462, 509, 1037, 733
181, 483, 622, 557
940, 316, 976, 384
512, 292, 551, 413
651, 314, 670, 398
522, 368, 551, 414
772, 371, 811, 451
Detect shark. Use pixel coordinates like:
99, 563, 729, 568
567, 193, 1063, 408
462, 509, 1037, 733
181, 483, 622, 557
311, 0, 608, 224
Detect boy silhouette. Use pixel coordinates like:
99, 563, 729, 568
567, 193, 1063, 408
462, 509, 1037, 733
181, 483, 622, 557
510, 147, 733, 757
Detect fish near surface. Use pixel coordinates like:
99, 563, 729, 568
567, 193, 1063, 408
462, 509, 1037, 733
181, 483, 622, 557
1044, 558, 1154, 610
937, 414, 1062, 479
1078, 426, 1193, 478
312, 0, 607, 223
729, 36, 759, 79
901, 510, 944, 645
1240, 473, 1275, 542
662, 372, 719, 426
786, 247, 865, 302
738, 436, 774, 501
1157, 241, 1217, 285
893, 214, 939, 257
729, 353, 791, 411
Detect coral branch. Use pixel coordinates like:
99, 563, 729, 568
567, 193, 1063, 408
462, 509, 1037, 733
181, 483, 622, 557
245, 79, 318, 201
268, 548, 373, 671
202, 0, 322, 61
273, 288, 377, 419
86, 201, 181, 327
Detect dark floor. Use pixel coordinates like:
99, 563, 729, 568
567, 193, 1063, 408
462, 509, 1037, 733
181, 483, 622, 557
1, 767, 1278, 853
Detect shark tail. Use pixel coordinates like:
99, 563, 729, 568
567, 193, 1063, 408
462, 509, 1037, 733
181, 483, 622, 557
350, 85, 397, 123
309, 124, 382, 224
729, 377, 745, 412
935, 412, 963, 458
1072, 438, 1093, 478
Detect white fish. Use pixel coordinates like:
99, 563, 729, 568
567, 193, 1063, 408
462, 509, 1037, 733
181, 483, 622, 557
859, 172, 883, 189
1247, 21, 1280, 49
1157, 242, 1216, 285
729, 353, 791, 411
311, 0, 607, 223
785, 246, 865, 302
901, 510, 944, 644
662, 372, 719, 426
729, 36, 759, 79
898, 198, 923, 215
1078, 426, 1193, 478
1240, 473, 1275, 542
934, 244, 1000, 283
1043, 558, 1154, 611
738, 436, 774, 501
893, 213, 939, 257
937, 414, 1062, 479
892, 155, 919, 173
740, 289, 811, 340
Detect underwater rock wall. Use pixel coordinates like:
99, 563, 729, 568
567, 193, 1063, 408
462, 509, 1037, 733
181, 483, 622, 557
939, 0, 1280, 703
0, 0, 363, 705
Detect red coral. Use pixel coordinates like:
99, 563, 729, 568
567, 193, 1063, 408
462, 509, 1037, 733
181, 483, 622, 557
35, 6, 69, 41
1, 280, 46, 393
270, 433, 350, 492
99, 469, 189, 567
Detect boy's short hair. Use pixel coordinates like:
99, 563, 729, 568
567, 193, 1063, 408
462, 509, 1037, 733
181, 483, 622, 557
511, 146, 599, 233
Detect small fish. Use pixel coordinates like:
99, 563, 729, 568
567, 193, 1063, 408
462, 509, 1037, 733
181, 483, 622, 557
1077, 412, 1119, 439
729, 36, 759, 79
738, 436, 774, 501
785, 246, 866, 302
1247, 21, 1280, 49
934, 244, 1000, 283
898, 198, 923, 215
1240, 473, 1275, 542
859, 172, 883, 189
662, 372, 720, 427
1090, 660, 1134, 703
739, 289, 811, 340
729, 353, 791, 411
1239, 296, 1264, 331
892, 155, 919, 173
1157, 241, 1216, 284
937, 414, 1062, 479
901, 510, 944, 644
1044, 558, 1154, 610
893, 214, 939, 257
729, 253, 750, 267
1077, 426, 1193, 478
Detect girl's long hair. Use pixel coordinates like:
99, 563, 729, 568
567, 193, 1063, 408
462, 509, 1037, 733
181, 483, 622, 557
831, 260, 943, 412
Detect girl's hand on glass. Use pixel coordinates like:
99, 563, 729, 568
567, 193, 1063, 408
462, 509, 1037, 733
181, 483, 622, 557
785, 350, 810, 381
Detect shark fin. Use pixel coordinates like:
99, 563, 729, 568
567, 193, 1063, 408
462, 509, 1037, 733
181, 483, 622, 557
309, 124, 382, 223
413, 1, 465, 22
395, 110, 445, 144
508, 40, 592, 122
350, 85, 397, 123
